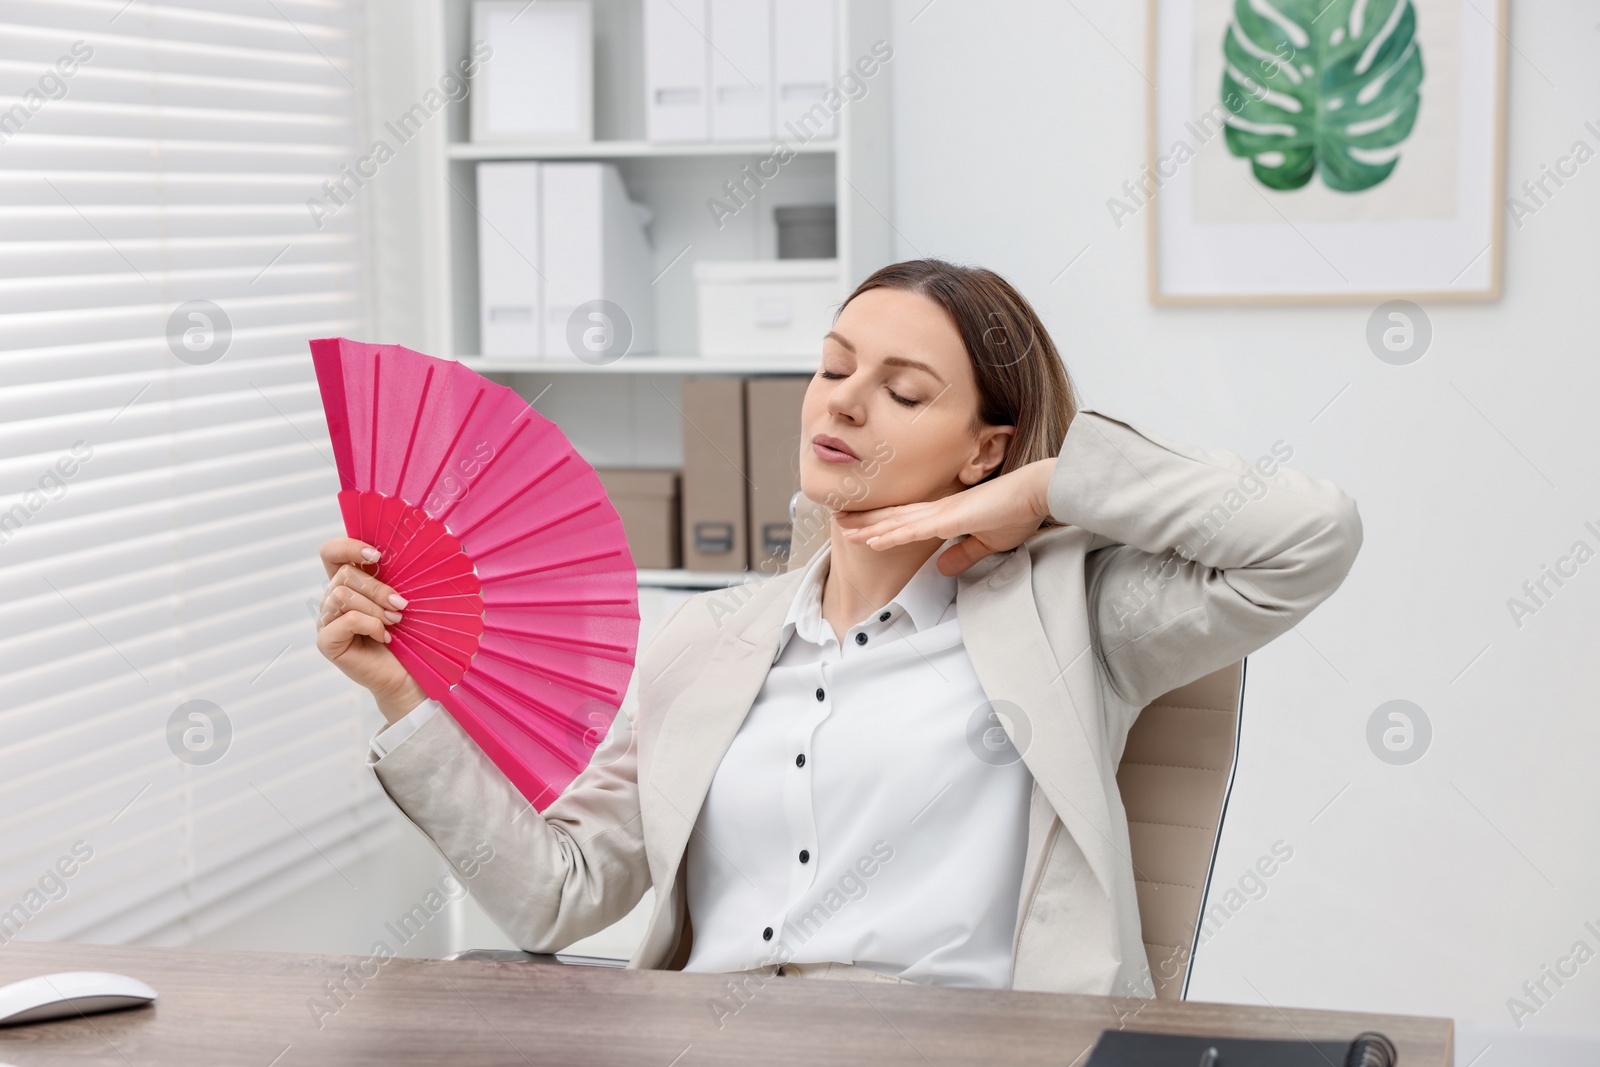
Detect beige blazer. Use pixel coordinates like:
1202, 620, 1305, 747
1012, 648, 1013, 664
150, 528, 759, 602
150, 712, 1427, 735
367, 407, 1362, 997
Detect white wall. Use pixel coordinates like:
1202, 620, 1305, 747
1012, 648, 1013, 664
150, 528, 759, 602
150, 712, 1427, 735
887, 0, 1600, 1049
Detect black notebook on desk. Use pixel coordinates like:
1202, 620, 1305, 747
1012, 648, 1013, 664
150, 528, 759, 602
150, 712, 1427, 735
1086, 1029, 1395, 1066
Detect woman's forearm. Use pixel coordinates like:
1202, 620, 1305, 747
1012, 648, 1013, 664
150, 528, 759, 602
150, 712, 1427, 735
368, 702, 652, 953
1044, 409, 1361, 596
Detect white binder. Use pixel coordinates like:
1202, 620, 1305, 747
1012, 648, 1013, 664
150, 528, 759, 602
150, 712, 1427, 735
540, 163, 657, 360
476, 162, 543, 359
773, 0, 836, 141
644, 0, 710, 142
470, 0, 593, 143
708, 0, 772, 141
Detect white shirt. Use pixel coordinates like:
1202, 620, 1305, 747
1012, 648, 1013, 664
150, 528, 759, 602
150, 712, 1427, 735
681, 539, 1033, 988
371, 540, 1035, 988
370, 696, 439, 758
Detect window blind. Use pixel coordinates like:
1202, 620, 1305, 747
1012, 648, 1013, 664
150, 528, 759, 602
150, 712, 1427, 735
0, 0, 388, 947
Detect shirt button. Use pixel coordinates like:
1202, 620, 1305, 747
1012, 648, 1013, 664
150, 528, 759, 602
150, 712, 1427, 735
799, 849, 810, 863
795, 753, 805, 767
815, 687, 824, 701
762, 926, 773, 941
879, 611, 890, 621
855, 632, 868, 646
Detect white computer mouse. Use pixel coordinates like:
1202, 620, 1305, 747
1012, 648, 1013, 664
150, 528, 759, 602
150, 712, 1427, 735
0, 971, 157, 1026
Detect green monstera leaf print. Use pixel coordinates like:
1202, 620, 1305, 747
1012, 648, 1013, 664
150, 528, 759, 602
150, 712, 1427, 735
1221, 0, 1425, 192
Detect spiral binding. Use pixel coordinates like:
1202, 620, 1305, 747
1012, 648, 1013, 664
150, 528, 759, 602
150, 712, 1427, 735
1344, 1030, 1398, 1067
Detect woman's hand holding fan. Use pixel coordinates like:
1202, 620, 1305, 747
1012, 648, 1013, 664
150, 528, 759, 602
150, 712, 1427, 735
308, 338, 641, 812
314, 535, 428, 723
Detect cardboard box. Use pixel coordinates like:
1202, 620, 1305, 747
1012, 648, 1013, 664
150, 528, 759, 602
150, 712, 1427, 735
680, 378, 748, 571
596, 468, 680, 570
745, 376, 812, 574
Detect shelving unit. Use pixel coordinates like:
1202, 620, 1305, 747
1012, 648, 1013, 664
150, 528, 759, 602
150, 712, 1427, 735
457, 355, 819, 374
446, 139, 838, 161
417, 0, 894, 588
637, 568, 749, 590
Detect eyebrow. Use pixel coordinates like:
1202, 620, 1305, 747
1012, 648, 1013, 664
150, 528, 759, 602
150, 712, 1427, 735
823, 332, 946, 384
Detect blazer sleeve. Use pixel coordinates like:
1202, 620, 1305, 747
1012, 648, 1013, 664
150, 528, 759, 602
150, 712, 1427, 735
1044, 407, 1363, 714
364, 596, 694, 954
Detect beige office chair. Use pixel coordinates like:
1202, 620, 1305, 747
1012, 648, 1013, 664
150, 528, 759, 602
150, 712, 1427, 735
454, 496, 1245, 1002
1118, 660, 1244, 999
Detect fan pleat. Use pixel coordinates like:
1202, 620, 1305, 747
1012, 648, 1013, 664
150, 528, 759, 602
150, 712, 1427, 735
450, 678, 591, 805
396, 630, 473, 684
449, 455, 571, 543
493, 597, 634, 610
494, 548, 632, 583
392, 363, 435, 492
368, 354, 380, 490
380, 526, 451, 587
489, 614, 633, 662
474, 500, 608, 562
461, 669, 589, 752
440, 685, 565, 807
396, 616, 482, 661
434, 415, 538, 525
310, 338, 640, 813
473, 638, 628, 704
408, 388, 486, 508
383, 527, 470, 588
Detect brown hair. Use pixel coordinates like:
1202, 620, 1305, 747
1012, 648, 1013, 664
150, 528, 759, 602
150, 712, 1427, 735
837, 258, 1079, 490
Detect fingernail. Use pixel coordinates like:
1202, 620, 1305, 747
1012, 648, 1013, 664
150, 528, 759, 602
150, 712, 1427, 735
384, 610, 402, 623
866, 535, 880, 545
388, 593, 407, 608
361, 547, 380, 561
382, 631, 391, 643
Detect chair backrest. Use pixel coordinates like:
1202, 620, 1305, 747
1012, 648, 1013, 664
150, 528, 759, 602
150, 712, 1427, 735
785, 494, 1244, 999
1117, 660, 1244, 999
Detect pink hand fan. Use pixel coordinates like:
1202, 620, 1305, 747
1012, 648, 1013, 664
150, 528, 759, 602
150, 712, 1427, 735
310, 338, 639, 811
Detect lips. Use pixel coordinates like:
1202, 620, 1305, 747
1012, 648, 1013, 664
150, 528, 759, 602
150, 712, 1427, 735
811, 434, 860, 461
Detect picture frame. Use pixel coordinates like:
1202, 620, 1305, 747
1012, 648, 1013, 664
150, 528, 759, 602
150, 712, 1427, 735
1145, 0, 1508, 305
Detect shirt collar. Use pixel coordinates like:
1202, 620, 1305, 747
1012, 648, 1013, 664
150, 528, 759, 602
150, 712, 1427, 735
777, 537, 960, 654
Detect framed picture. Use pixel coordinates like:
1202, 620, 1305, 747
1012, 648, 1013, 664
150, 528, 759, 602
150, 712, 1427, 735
1145, 0, 1508, 304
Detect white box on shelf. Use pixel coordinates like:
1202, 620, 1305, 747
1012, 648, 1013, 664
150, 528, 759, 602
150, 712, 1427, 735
694, 258, 839, 358
644, 0, 709, 142
471, 0, 593, 144
541, 163, 658, 360
773, 0, 836, 141
476, 162, 543, 359
709, 0, 771, 141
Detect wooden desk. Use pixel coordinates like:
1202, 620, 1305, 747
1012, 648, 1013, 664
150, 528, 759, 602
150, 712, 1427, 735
0, 942, 1452, 1066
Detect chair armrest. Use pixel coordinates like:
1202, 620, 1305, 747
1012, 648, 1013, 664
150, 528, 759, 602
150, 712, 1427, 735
446, 948, 628, 967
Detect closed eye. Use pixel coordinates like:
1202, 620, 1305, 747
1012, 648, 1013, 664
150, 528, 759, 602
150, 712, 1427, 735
817, 370, 921, 408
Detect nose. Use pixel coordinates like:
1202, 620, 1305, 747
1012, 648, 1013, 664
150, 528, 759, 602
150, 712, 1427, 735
825, 375, 867, 425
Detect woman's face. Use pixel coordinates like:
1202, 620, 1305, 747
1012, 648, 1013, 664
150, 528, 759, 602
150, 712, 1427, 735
799, 287, 1013, 513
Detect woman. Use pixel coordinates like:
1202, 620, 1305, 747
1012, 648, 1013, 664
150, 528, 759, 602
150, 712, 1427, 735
314, 259, 1362, 999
